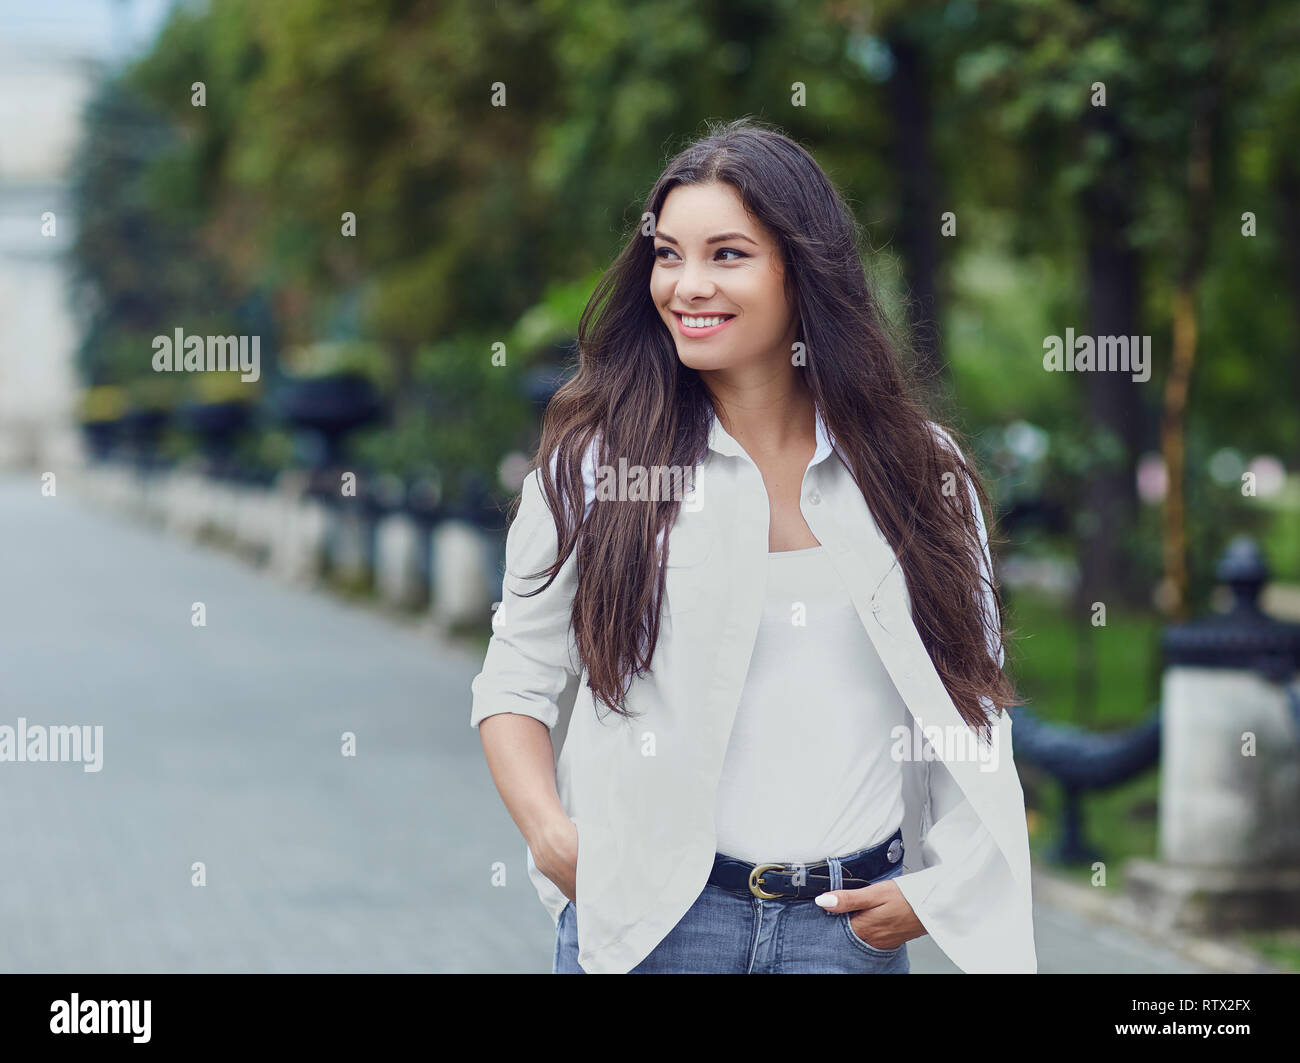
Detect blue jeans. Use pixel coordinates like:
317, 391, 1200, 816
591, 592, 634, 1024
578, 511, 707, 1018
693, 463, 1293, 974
553, 844, 910, 974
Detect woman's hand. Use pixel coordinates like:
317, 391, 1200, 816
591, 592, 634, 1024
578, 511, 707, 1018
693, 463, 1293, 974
530, 814, 579, 904
814, 879, 926, 950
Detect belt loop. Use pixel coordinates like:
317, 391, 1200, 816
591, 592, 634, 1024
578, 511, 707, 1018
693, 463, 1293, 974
828, 855, 843, 891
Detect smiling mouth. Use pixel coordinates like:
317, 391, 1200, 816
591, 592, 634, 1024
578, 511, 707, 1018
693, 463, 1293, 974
672, 311, 737, 336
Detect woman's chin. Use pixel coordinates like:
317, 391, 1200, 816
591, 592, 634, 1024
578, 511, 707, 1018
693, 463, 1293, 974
676, 350, 732, 373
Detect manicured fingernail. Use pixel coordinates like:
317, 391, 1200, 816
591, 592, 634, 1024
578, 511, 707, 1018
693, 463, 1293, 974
814, 893, 837, 908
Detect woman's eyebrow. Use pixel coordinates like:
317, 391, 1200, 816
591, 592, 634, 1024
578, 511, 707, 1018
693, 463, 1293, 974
654, 230, 759, 246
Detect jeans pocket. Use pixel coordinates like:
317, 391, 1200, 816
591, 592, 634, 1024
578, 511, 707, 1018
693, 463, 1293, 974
840, 861, 905, 955
553, 900, 578, 974
841, 913, 905, 956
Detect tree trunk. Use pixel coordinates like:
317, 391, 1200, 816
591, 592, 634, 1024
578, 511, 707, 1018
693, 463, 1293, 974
1274, 151, 1300, 472
1273, 151, 1300, 580
1160, 83, 1219, 621
888, 30, 946, 391
1078, 105, 1146, 623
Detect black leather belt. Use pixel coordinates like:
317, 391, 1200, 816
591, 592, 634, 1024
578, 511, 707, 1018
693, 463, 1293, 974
708, 828, 904, 899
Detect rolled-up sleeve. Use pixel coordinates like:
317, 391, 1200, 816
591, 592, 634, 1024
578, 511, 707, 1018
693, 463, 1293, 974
469, 465, 583, 731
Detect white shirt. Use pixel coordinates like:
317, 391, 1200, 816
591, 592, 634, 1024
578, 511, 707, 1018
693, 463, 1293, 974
712, 544, 907, 864
469, 407, 1037, 974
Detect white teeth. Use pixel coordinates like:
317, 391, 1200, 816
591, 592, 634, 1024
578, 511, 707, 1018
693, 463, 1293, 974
682, 315, 730, 328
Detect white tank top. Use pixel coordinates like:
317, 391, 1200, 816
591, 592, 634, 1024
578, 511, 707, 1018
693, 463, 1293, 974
713, 544, 908, 864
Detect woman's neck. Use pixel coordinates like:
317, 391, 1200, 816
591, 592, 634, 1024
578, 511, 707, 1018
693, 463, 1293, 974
706, 374, 817, 460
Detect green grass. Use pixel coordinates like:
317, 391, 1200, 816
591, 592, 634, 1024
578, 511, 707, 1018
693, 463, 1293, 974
1006, 589, 1163, 727
1238, 932, 1300, 972
1009, 588, 1163, 884
1012, 587, 1156, 871
452, 626, 492, 658
1258, 481, 1300, 583
322, 569, 376, 600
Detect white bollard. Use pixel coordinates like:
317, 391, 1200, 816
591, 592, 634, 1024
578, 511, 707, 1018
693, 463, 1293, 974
328, 505, 371, 587
430, 519, 492, 627
376, 513, 427, 608
1160, 668, 1300, 867
269, 494, 330, 584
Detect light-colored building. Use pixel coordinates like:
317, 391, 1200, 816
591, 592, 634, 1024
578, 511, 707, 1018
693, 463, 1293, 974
0, 0, 174, 469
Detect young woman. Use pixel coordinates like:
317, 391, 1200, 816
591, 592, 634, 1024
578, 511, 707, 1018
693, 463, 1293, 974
470, 118, 1037, 974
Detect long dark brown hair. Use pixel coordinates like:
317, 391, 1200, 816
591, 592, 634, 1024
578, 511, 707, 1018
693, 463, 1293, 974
515, 117, 1022, 733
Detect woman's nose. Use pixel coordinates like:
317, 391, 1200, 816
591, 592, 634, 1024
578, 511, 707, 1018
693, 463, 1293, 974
677, 262, 716, 300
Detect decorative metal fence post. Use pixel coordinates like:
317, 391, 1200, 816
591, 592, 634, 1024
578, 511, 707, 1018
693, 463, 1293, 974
1126, 536, 1300, 933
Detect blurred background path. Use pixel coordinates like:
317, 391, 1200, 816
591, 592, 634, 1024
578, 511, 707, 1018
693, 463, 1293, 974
0, 476, 1216, 973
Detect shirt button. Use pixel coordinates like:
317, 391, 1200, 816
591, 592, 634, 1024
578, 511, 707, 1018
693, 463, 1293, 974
807, 489, 821, 505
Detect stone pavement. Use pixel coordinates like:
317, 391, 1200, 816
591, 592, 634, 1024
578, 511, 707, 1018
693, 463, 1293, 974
0, 473, 1220, 973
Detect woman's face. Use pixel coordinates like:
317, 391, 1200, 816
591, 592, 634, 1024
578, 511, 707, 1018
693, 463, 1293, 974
650, 181, 798, 374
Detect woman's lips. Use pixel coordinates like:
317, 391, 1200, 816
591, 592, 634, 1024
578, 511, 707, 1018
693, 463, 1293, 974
672, 312, 736, 338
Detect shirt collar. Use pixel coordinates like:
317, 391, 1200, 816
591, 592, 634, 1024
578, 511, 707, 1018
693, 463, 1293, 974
706, 402, 837, 468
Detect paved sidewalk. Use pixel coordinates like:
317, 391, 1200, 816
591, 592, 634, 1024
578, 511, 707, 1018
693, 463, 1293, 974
0, 474, 1222, 973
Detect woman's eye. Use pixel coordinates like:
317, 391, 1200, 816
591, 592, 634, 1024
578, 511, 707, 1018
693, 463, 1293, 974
653, 247, 747, 261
